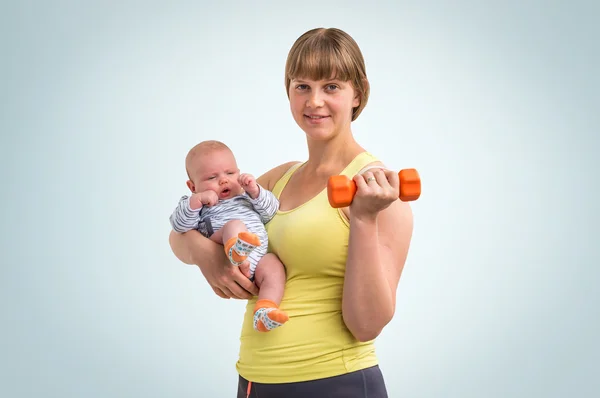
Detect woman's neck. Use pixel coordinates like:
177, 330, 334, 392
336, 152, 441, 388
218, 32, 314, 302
303, 132, 364, 178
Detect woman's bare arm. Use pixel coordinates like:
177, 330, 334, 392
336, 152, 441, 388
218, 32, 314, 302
342, 165, 414, 341
169, 229, 258, 299
342, 200, 413, 341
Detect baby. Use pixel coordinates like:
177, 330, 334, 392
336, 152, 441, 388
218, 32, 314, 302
170, 140, 288, 332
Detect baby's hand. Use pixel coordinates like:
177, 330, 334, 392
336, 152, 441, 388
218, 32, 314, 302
189, 190, 219, 209
239, 173, 260, 199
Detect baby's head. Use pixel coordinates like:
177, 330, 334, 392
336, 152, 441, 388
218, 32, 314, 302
185, 140, 243, 200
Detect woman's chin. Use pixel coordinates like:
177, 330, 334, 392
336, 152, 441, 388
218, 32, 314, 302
304, 129, 338, 142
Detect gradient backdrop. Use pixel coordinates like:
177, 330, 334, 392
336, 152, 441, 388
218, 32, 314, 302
2, 1, 598, 397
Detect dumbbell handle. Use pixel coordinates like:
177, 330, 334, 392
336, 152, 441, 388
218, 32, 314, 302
327, 168, 421, 208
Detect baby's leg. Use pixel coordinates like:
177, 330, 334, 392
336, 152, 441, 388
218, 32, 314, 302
254, 253, 286, 304
212, 220, 261, 267
252, 253, 289, 332
208, 227, 224, 244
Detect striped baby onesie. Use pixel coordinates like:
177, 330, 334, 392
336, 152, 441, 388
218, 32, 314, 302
169, 185, 279, 278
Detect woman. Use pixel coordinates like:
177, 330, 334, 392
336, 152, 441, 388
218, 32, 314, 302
169, 27, 414, 398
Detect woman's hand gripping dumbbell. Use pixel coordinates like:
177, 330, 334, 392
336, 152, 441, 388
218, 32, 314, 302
327, 167, 421, 208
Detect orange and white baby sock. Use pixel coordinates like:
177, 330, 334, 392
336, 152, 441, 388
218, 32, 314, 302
253, 299, 289, 332
224, 232, 261, 266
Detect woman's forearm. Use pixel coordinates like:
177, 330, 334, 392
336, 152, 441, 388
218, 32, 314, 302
169, 228, 259, 299
169, 229, 217, 266
342, 216, 394, 342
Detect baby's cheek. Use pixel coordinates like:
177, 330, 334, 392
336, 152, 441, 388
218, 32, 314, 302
236, 182, 247, 194
198, 181, 216, 193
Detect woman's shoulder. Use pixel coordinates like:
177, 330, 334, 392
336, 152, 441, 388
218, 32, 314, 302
356, 156, 387, 174
257, 161, 302, 191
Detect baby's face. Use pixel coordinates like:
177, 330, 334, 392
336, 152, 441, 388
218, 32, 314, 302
189, 149, 243, 200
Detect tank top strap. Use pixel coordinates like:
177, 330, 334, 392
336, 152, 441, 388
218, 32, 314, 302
340, 151, 380, 177
270, 152, 380, 199
271, 162, 303, 199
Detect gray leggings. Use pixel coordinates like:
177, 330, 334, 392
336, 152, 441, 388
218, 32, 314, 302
237, 365, 388, 398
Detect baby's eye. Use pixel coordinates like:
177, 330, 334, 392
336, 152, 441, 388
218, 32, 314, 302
207, 176, 216, 180
227, 172, 235, 175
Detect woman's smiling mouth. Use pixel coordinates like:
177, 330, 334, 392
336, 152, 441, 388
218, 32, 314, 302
304, 114, 330, 123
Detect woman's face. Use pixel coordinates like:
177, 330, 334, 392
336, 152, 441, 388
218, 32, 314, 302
288, 77, 360, 141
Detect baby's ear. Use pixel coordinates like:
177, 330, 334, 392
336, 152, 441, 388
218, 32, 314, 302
186, 180, 195, 192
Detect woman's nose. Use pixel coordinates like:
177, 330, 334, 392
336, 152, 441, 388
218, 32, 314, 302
307, 91, 324, 108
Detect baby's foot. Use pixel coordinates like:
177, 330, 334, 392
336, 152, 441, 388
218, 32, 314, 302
224, 232, 260, 266
253, 299, 289, 332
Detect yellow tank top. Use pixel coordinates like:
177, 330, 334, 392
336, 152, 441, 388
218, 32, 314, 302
236, 151, 380, 383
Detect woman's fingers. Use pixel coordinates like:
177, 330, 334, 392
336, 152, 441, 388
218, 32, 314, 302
212, 286, 230, 299
236, 262, 259, 295
359, 169, 388, 191
371, 169, 388, 188
383, 169, 399, 191
216, 277, 249, 300
224, 264, 258, 299
226, 283, 252, 300
234, 278, 258, 298
354, 173, 369, 190
351, 168, 401, 217
206, 261, 258, 299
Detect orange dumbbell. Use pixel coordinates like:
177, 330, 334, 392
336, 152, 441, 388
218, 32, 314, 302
327, 168, 421, 208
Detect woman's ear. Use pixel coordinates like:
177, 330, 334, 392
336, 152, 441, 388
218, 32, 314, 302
354, 78, 369, 107
353, 92, 361, 108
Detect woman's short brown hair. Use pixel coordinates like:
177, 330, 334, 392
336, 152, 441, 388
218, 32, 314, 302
285, 28, 370, 121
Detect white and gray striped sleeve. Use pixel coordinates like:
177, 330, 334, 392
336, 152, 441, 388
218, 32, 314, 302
169, 195, 201, 232
247, 185, 279, 224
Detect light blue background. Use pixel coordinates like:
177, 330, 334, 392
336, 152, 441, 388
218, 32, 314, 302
2, 1, 598, 397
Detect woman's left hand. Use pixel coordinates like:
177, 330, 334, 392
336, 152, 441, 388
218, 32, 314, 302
350, 168, 400, 221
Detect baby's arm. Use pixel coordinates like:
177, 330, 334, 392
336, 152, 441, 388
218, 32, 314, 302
239, 173, 279, 223
247, 185, 280, 224
169, 195, 201, 233
170, 190, 219, 232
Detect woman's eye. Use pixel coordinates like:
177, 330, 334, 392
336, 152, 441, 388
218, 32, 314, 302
326, 84, 338, 91
296, 84, 309, 90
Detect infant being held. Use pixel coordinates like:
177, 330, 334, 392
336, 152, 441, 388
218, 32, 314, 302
169, 140, 288, 332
